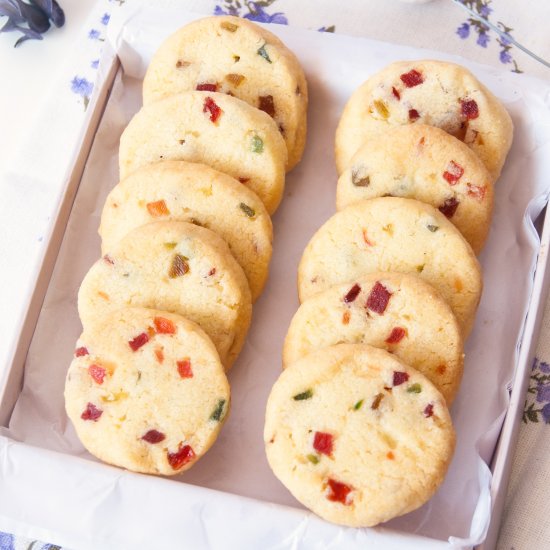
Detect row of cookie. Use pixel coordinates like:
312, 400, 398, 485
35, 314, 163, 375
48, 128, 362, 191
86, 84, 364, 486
64, 16, 309, 475
334, 60, 513, 254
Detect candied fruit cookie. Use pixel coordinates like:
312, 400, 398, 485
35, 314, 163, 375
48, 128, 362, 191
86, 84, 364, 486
335, 60, 513, 180
119, 91, 287, 215
284, 272, 463, 404
65, 307, 230, 475
297, 197, 482, 337
265, 344, 455, 527
99, 161, 273, 301
78, 221, 251, 370
336, 125, 494, 254
143, 15, 308, 171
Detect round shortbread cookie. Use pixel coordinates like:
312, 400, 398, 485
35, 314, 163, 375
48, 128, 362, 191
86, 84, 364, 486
99, 161, 273, 301
336, 125, 494, 254
298, 197, 482, 337
119, 91, 287, 215
142, 15, 308, 171
335, 60, 513, 180
264, 344, 455, 527
65, 307, 230, 475
284, 273, 463, 404
78, 221, 252, 369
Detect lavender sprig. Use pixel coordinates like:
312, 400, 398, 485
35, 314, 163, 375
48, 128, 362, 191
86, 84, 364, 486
0, 0, 63, 47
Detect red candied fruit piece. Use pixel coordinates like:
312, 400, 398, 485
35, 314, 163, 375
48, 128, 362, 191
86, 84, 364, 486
385, 327, 407, 344
326, 478, 353, 505
400, 69, 424, 88
460, 98, 479, 120
154, 316, 176, 335
129, 332, 149, 352
366, 282, 392, 314
467, 183, 486, 201
439, 197, 459, 219
88, 364, 106, 385
196, 83, 218, 92
424, 403, 434, 418
177, 358, 193, 379
408, 109, 420, 121
142, 429, 166, 444
443, 161, 464, 185
258, 95, 275, 118
238, 177, 250, 184
392, 86, 400, 100
74, 346, 89, 357
343, 283, 361, 304
203, 96, 222, 123
167, 444, 195, 469
81, 402, 102, 421
313, 432, 334, 456
393, 371, 410, 386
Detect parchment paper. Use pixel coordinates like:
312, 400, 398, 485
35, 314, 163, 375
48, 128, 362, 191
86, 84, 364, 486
2, 5, 550, 549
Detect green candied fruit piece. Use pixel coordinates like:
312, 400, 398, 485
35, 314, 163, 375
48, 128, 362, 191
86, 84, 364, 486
239, 203, 256, 218
307, 454, 320, 464
293, 389, 313, 401
209, 399, 227, 422
251, 135, 264, 154
427, 225, 439, 233
407, 383, 422, 394
257, 44, 272, 63
353, 399, 364, 410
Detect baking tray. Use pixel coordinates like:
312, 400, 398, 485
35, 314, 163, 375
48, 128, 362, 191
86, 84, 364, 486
1, 7, 550, 549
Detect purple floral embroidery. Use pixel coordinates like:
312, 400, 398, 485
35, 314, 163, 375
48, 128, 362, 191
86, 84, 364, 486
476, 31, 489, 48
70, 76, 93, 98
91, 59, 100, 69
456, 22, 470, 39
214, 0, 333, 31
101, 13, 110, 26
455, 0, 522, 73
88, 28, 101, 40
524, 357, 550, 424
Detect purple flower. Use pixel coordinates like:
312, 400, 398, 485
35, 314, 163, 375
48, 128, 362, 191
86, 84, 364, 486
70, 76, 93, 98
456, 23, 470, 39
542, 402, 550, 423
480, 5, 492, 17
499, 50, 512, 64
536, 383, 550, 404
101, 13, 110, 26
88, 28, 101, 40
0, 532, 15, 550
540, 361, 550, 373
91, 59, 99, 69
214, 5, 240, 17
477, 32, 489, 48
243, 3, 287, 24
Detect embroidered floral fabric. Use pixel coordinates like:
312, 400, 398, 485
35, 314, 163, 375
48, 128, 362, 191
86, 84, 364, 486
1, 1, 548, 549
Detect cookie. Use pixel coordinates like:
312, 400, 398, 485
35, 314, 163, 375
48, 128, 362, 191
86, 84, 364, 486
284, 273, 463, 404
65, 307, 230, 475
119, 91, 287, 215
335, 60, 513, 180
336, 125, 494, 253
99, 160, 273, 301
264, 343, 455, 527
78, 221, 252, 369
142, 15, 308, 171
297, 197, 482, 337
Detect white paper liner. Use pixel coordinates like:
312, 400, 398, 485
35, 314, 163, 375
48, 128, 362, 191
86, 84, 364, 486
2, 5, 550, 549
